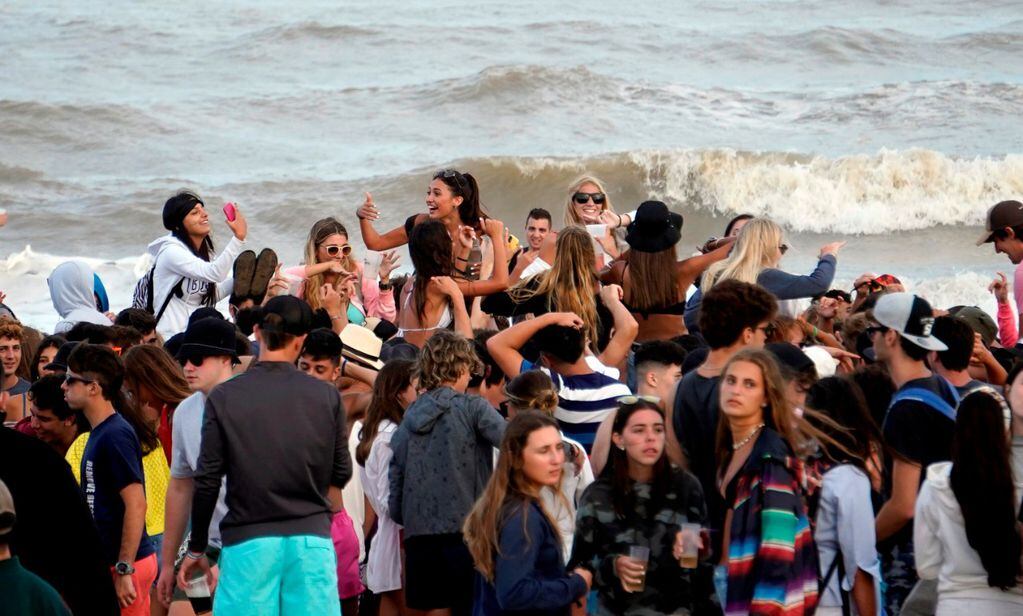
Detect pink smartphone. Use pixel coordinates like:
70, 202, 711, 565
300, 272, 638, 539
223, 202, 237, 222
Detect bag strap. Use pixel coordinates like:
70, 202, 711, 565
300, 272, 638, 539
154, 277, 183, 326
889, 385, 957, 422
821, 548, 851, 616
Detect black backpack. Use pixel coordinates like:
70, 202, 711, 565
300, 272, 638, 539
131, 258, 183, 325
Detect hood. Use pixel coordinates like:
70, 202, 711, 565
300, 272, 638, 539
147, 233, 182, 258
924, 460, 954, 495
48, 260, 99, 318
405, 387, 458, 435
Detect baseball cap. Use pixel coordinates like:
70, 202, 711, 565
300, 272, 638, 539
976, 200, 1023, 246
0, 478, 15, 537
948, 305, 998, 347
177, 318, 240, 365
873, 293, 947, 351
259, 296, 313, 337
765, 342, 815, 373
44, 341, 77, 372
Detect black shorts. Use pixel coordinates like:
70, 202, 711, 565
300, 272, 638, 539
404, 533, 474, 615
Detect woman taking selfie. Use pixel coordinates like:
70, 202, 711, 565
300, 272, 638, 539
464, 411, 592, 615
571, 399, 719, 615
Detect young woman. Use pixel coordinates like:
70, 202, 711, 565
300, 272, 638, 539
915, 391, 1023, 615
804, 377, 883, 616
503, 370, 594, 560
286, 217, 399, 324
571, 399, 719, 616
147, 191, 248, 339
357, 169, 508, 295
388, 331, 507, 616
122, 344, 192, 462
599, 200, 733, 341
562, 175, 627, 265
699, 218, 843, 318
483, 226, 611, 352
715, 349, 823, 615
30, 334, 65, 381
1004, 362, 1023, 500
355, 359, 417, 616
395, 220, 473, 347
464, 412, 593, 615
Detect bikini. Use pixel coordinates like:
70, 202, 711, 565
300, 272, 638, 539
395, 281, 453, 338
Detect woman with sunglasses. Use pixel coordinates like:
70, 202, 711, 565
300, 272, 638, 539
357, 169, 508, 297
693, 218, 843, 323
285, 217, 401, 326
562, 175, 629, 267
570, 398, 719, 615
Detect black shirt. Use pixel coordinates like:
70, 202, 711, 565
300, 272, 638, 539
0, 428, 119, 615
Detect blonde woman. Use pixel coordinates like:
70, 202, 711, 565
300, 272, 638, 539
696, 218, 843, 319
562, 175, 628, 266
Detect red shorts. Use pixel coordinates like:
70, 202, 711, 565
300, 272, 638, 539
110, 553, 158, 616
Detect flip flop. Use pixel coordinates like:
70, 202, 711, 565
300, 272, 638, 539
232, 250, 257, 301
250, 248, 279, 304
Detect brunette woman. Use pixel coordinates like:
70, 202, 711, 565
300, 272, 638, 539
122, 344, 191, 462
915, 391, 1023, 614
30, 334, 65, 381
356, 359, 417, 616
571, 399, 719, 615
464, 411, 592, 615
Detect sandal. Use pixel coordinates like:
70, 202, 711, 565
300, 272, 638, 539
232, 250, 257, 301
250, 248, 279, 304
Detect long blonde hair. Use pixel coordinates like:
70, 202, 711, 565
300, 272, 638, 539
563, 175, 616, 227
301, 217, 356, 312
701, 218, 782, 290
509, 226, 601, 346
463, 412, 564, 582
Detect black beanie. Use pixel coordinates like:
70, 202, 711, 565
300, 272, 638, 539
163, 192, 203, 231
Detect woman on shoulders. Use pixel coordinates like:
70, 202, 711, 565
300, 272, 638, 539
147, 191, 248, 339
914, 390, 1023, 615
464, 411, 592, 615
571, 398, 719, 616
562, 175, 627, 267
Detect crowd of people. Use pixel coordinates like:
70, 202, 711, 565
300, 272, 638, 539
1, 173, 1023, 616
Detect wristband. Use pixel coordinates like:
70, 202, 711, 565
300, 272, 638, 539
185, 550, 205, 561
341, 359, 348, 377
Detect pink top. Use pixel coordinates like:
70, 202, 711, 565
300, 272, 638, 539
997, 300, 1017, 348
284, 261, 396, 322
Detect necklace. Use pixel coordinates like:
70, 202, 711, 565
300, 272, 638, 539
732, 423, 765, 451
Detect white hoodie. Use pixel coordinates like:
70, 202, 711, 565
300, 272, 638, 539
48, 261, 111, 333
914, 461, 1023, 607
147, 233, 244, 340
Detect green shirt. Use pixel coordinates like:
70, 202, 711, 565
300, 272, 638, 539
0, 556, 71, 616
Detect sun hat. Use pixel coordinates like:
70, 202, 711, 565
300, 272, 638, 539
873, 293, 947, 352
176, 318, 240, 364
624, 201, 684, 253
339, 324, 384, 370
976, 200, 1023, 245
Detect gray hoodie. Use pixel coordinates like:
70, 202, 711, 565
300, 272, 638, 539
48, 261, 110, 334
388, 387, 505, 537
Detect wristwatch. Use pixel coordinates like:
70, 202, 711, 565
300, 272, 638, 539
114, 561, 136, 575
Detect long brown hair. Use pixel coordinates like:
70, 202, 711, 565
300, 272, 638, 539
509, 226, 600, 346
625, 247, 681, 311
355, 359, 415, 466
302, 218, 356, 313
604, 399, 673, 517
122, 345, 191, 411
463, 412, 563, 582
503, 370, 558, 416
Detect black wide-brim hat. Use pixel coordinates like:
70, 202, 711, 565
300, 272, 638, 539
625, 200, 684, 253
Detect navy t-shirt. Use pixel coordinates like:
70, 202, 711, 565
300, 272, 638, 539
81, 413, 154, 565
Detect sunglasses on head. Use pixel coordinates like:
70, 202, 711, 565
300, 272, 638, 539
573, 192, 606, 205
323, 244, 352, 257
617, 394, 661, 407
436, 169, 467, 187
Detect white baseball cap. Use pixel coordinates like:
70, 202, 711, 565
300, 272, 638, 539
873, 293, 947, 352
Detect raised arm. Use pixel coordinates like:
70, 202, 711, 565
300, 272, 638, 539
487, 312, 585, 378
357, 192, 411, 251
457, 218, 509, 297
595, 284, 639, 371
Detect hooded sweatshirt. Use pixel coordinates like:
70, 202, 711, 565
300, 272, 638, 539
388, 387, 505, 537
914, 461, 1023, 606
48, 261, 110, 334
147, 234, 244, 340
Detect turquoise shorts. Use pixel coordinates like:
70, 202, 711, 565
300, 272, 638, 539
215, 535, 341, 616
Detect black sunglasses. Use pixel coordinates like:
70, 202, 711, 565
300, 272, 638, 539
573, 192, 606, 205
64, 373, 95, 386
779, 243, 789, 255
865, 324, 889, 336
178, 355, 209, 368
436, 169, 467, 187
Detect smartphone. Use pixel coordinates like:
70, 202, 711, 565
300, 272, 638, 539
223, 202, 237, 222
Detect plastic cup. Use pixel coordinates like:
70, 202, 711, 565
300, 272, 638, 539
678, 523, 701, 569
585, 224, 606, 238
282, 272, 304, 296
625, 545, 650, 592
184, 576, 212, 614
363, 250, 383, 282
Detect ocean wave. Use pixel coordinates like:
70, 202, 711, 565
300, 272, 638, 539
0, 99, 173, 139
248, 21, 378, 44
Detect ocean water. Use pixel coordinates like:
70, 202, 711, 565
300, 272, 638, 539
2, 1, 1021, 331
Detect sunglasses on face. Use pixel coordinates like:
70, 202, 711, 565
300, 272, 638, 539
758, 323, 776, 338
323, 244, 352, 257
779, 243, 789, 255
573, 192, 606, 205
865, 324, 889, 336
178, 355, 208, 368
64, 373, 95, 386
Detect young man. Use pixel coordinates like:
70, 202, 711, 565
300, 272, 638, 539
113, 308, 159, 345
487, 310, 632, 453
0, 318, 29, 396
467, 329, 506, 411
179, 296, 351, 616
28, 374, 84, 455
0, 478, 72, 615
666, 280, 777, 560
869, 293, 955, 615
978, 199, 1023, 338
62, 343, 156, 615
510, 208, 554, 280
154, 317, 237, 610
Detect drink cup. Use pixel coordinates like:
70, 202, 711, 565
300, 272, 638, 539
585, 224, 606, 238
283, 272, 304, 296
363, 250, 383, 282
679, 523, 701, 569
184, 575, 212, 614
626, 545, 650, 592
